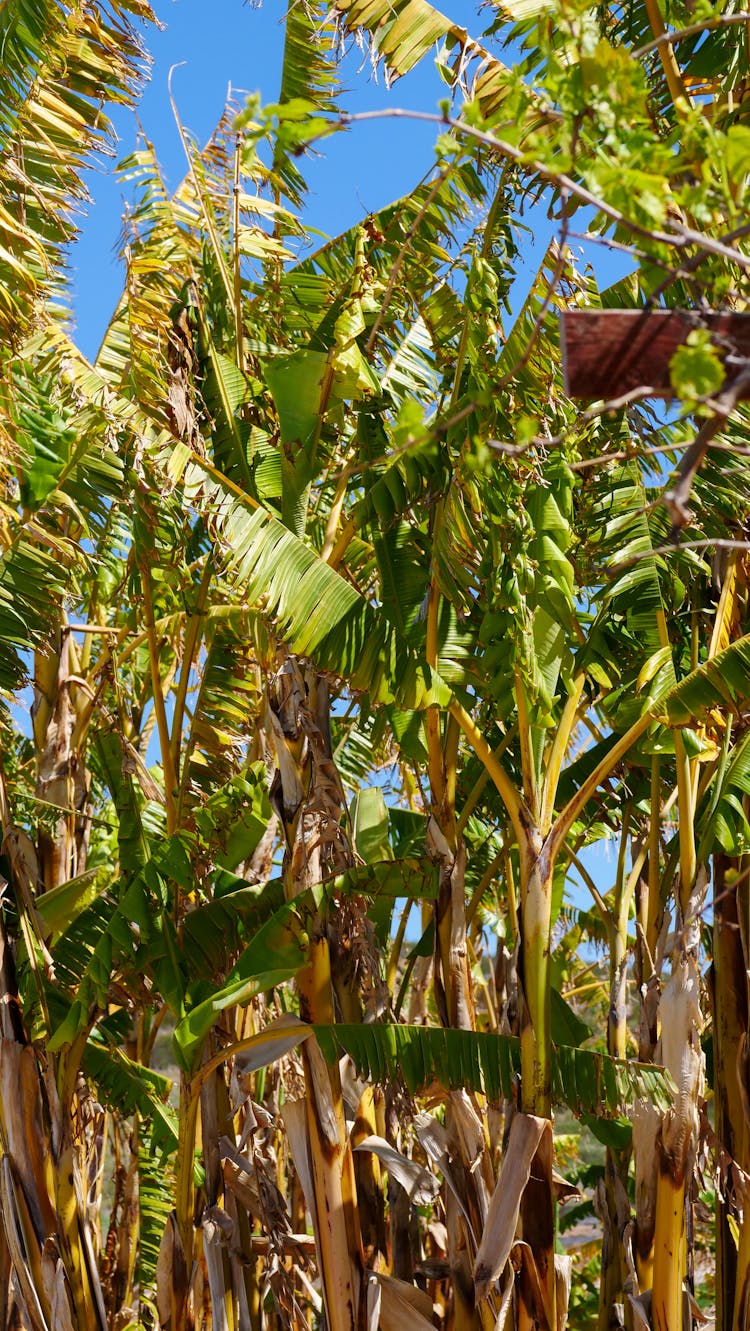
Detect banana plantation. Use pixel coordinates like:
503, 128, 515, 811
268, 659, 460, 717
3, 0, 750, 1326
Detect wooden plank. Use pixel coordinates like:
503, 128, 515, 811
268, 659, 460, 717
560, 310, 750, 400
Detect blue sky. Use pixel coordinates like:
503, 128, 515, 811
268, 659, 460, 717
73, 0, 476, 356
70, 0, 579, 359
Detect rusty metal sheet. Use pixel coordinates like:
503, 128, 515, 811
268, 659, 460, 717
560, 309, 750, 400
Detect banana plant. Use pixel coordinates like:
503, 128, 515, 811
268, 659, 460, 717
3, 1, 750, 1329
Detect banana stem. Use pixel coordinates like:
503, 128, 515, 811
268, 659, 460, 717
140, 566, 178, 835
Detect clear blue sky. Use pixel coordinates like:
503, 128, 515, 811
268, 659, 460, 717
70, 0, 579, 360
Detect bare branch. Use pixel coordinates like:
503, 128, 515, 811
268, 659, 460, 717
337, 108, 750, 271
634, 11, 750, 57
613, 538, 750, 573
663, 363, 750, 531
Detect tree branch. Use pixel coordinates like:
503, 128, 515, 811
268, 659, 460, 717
663, 362, 750, 532
337, 109, 750, 271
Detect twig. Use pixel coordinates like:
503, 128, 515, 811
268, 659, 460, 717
570, 438, 686, 471
63, 624, 121, 634
327, 397, 480, 486
708, 440, 750, 457
634, 11, 750, 57
613, 537, 750, 572
572, 436, 750, 472
663, 362, 750, 531
567, 222, 750, 303
665, 220, 750, 267
488, 439, 538, 458
646, 220, 750, 306
336, 109, 750, 270
498, 387, 656, 455
580, 386, 657, 418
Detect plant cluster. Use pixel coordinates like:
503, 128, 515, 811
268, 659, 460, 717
1, 0, 750, 1328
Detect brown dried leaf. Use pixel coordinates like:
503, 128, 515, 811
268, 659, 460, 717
281, 1098, 316, 1225
156, 1212, 188, 1330
554, 1254, 573, 1331
370, 1272, 435, 1331
352, 1136, 439, 1206
222, 1156, 261, 1214
626, 1291, 652, 1331
304, 1037, 340, 1150
632, 1099, 660, 1261
0, 1041, 56, 1243
41, 1248, 75, 1331
120, 737, 165, 805
552, 1171, 581, 1205
0, 1158, 49, 1331
491, 1265, 515, 1331
415, 1111, 474, 1235
473, 1113, 547, 1302
515, 1240, 552, 1331
201, 1210, 231, 1331
658, 954, 703, 1163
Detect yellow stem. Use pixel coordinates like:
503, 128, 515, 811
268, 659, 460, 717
644, 755, 661, 961
297, 941, 359, 1331
564, 978, 608, 998
448, 698, 526, 850
456, 724, 516, 834
140, 566, 178, 835
655, 609, 696, 908
674, 739, 697, 906
505, 850, 518, 946
426, 504, 445, 809
444, 712, 459, 824
514, 670, 539, 821
233, 134, 244, 369
175, 1084, 199, 1262
327, 518, 356, 570
321, 470, 350, 563
387, 899, 412, 992
708, 553, 738, 658
519, 835, 553, 1117
643, 0, 692, 108
540, 673, 585, 829
172, 556, 212, 799
551, 709, 655, 861
651, 1174, 686, 1331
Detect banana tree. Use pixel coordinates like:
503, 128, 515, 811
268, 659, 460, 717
3, 0, 750, 1328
